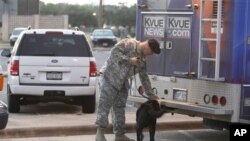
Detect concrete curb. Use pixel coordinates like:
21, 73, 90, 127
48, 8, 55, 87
0, 121, 203, 139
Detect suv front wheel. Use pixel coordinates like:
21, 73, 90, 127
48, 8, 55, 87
82, 95, 96, 113
7, 85, 20, 113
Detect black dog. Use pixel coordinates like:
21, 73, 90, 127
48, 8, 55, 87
136, 100, 174, 141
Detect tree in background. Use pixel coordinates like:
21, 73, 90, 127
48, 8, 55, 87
40, 2, 98, 27
39, 2, 136, 36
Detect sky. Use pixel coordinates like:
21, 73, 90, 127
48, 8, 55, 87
40, 0, 137, 6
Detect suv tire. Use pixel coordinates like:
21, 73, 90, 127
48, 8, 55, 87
7, 85, 20, 113
82, 95, 96, 113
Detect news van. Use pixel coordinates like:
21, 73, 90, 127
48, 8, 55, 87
129, 0, 250, 129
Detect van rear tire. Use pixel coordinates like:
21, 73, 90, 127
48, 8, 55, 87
82, 95, 96, 113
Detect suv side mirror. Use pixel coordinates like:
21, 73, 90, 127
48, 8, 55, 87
1, 48, 11, 57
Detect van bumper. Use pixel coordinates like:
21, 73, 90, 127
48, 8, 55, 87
128, 96, 233, 115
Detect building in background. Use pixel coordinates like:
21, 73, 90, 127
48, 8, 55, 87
0, 0, 39, 25
1, 0, 68, 41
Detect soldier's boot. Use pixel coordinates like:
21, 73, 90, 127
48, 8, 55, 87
115, 134, 135, 141
95, 128, 107, 141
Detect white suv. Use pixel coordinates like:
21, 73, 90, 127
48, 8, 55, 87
3, 29, 97, 113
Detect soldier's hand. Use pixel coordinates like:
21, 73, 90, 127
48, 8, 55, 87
131, 57, 140, 66
150, 95, 160, 100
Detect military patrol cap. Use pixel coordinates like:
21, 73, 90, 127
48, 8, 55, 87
148, 38, 161, 54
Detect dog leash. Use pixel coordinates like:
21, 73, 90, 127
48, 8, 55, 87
129, 43, 139, 97
127, 40, 154, 101
131, 44, 152, 100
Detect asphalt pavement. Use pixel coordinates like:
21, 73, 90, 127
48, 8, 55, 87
0, 129, 229, 141
0, 105, 203, 139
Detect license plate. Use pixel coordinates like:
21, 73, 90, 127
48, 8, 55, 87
46, 72, 62, 80
173, 88, 188, 102
245, 98, 250, 106
102, 43, 108, 46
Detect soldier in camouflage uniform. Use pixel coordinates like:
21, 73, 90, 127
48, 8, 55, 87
95, 38, 161, 141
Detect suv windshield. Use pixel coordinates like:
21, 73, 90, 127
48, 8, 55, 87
93, 30, 114, 36
17, 34, 92, 57
12, 29, 26, 35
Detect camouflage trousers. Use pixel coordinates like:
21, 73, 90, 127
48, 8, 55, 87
96, 75, 128, 135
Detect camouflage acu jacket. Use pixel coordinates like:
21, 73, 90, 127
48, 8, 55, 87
100, 38, 155, 97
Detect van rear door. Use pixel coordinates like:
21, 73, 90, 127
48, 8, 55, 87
137, 0, 193, 76
164, 14, 193, 76
143, 13, 193, 76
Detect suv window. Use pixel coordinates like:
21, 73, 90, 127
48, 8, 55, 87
16, 34, 92, 57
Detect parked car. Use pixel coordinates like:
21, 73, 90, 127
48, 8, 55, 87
0, 65, 8, 130
90, 29, 117, 47
2, 29, 97, 113
9, 27, 27, 46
